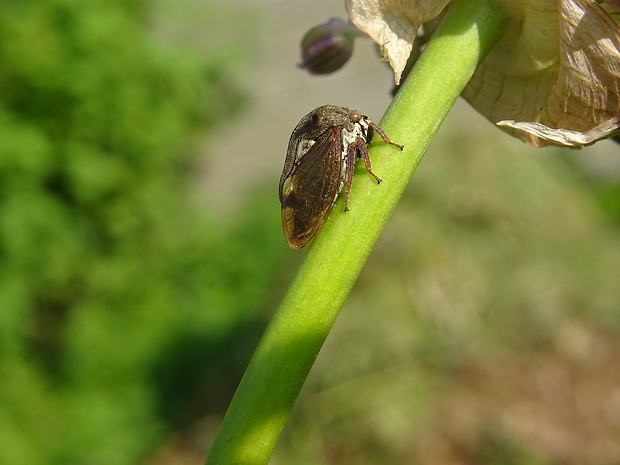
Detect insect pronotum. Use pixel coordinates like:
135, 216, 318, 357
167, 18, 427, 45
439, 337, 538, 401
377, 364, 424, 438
279, 104, 404, 250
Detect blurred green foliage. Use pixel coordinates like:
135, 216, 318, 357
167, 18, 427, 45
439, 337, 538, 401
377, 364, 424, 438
0, 1, 286, 464
3, 1, 619, 464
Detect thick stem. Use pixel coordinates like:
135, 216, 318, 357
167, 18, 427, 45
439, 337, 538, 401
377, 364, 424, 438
205, 1, 509, 463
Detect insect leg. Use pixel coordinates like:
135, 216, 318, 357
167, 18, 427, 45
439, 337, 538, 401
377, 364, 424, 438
343, 141, 357, 211
355, 137, 382, 184
368, 122, 404, 150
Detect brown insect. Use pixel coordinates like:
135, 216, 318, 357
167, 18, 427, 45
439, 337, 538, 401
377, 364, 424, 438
279, 104, 403, 249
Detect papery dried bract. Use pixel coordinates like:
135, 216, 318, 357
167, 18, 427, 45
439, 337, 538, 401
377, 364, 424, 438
497, 119, 620, 146
346, 0, 450, 84
467, 0, 620, 147
347, 0, 620, 147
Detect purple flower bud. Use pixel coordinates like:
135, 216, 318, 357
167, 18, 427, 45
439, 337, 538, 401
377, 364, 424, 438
299, 18, 357, 75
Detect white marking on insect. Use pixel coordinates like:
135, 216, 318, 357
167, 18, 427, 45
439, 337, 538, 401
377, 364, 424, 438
296, 138, 315, 158
279, 104, 403, 250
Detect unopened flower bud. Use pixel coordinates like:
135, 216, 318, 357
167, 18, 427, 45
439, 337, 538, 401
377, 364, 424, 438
299, 18, 356, 75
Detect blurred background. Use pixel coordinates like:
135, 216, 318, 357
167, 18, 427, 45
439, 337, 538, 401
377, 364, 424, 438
1, 1, 619, 464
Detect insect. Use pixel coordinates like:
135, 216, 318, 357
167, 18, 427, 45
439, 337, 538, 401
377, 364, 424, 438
279, 104, 404, 250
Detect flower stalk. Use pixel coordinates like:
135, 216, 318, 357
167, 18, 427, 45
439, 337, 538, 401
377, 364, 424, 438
205, 1, 509, 464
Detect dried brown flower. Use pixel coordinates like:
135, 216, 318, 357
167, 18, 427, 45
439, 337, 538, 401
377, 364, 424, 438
347, 0, 620, 147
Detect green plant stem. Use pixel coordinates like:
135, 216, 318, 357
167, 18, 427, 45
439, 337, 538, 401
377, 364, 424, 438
206, 1, 508, 463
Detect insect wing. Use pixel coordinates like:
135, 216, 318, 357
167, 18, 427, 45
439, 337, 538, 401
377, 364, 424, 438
280, 127, 343, 249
